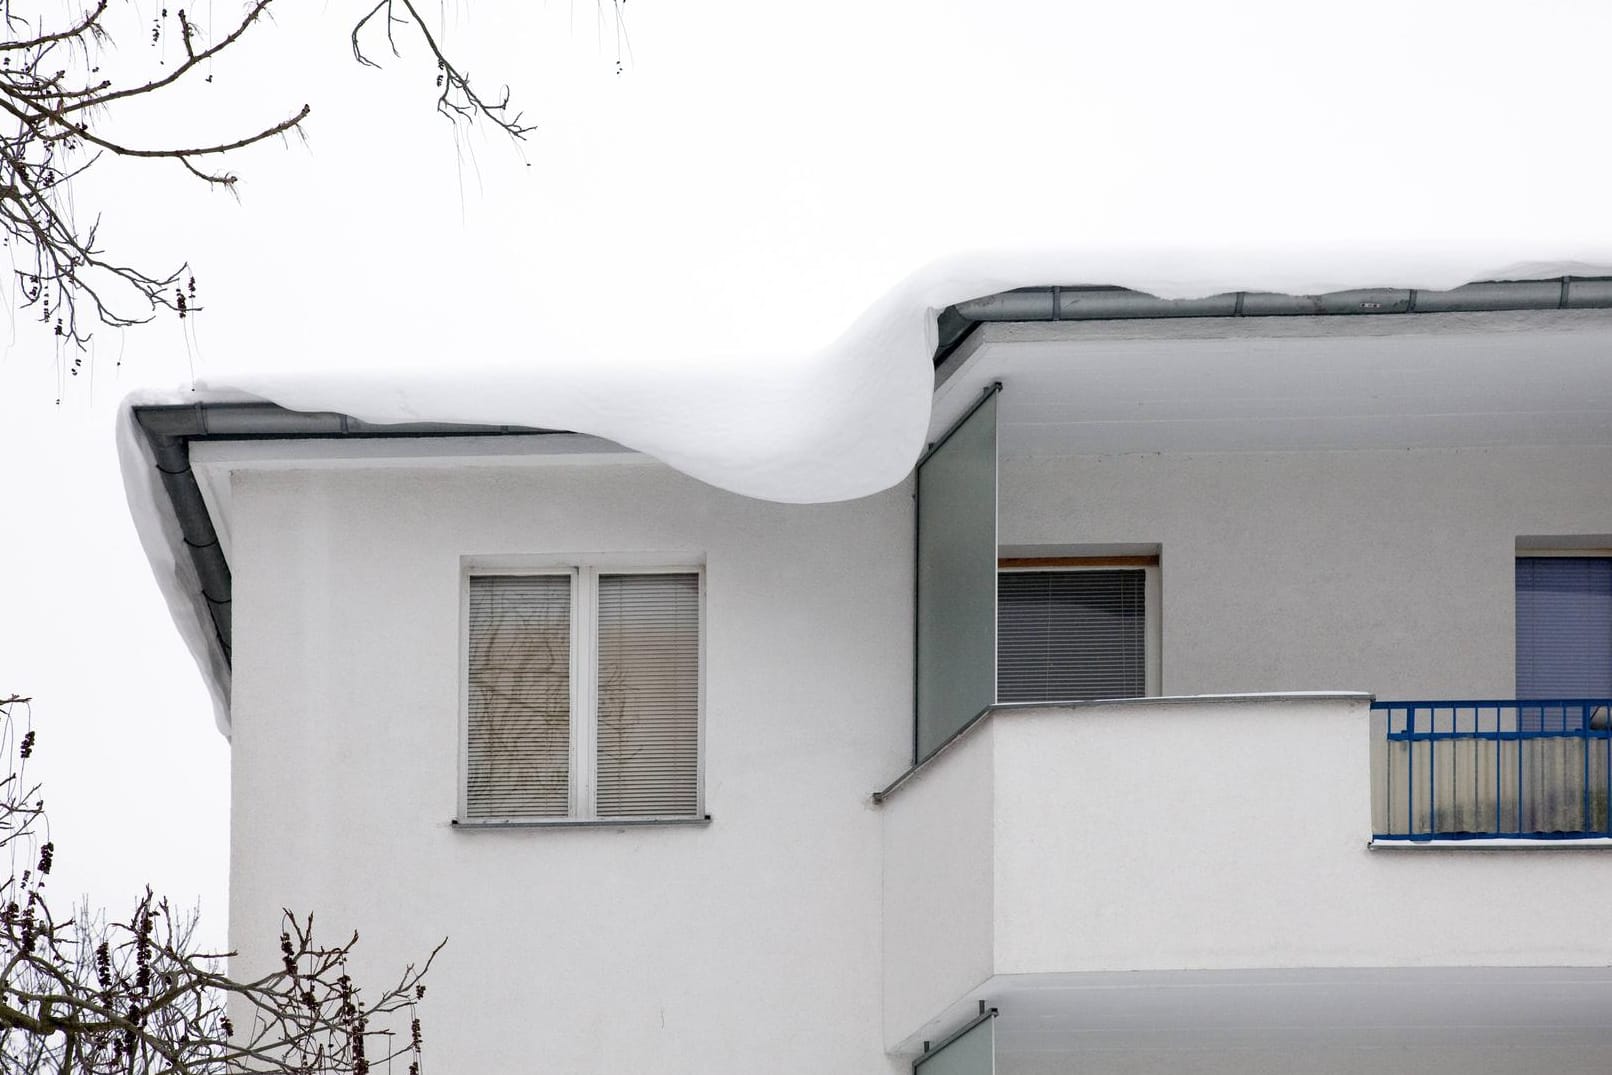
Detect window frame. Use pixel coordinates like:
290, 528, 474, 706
458, 557, 706, 825
995, 555, 1162, 701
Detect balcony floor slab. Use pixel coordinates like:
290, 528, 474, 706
978, 967, 1612, 1075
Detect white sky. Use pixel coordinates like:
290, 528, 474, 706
3, 0, 1612, 947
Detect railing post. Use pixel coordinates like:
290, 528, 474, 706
1494, 704, 1502, 836
1604, 700, 1610, 835
1604, 701, 1610, 836
1508, 709, 1521, 838
1406, 706, 1416, 838
1583, 701, 1591, 835
1428, 706, 1437, 837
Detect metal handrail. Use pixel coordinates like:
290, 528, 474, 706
1373, 699, 1612, 841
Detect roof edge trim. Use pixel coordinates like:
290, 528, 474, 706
130, 401, 565, 700
934, 277, 1612, 364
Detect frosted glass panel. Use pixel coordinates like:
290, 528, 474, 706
916, 390, 998, 762
914, 1015, 994, 1075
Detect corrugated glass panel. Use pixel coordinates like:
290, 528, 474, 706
596, 573, 701, 817
466, 575, 572, 818
997, 569, 1145, 701
916, 391, 998, 762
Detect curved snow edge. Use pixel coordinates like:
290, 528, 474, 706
115, 244, 1612, 734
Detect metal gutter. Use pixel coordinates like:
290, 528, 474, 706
131, 402, 560, 672
934, 277, 1612, 364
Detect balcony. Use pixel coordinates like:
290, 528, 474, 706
880, 694, 1612, 1061
895, 311, 1612, 1070
1374, 699, 1612, 844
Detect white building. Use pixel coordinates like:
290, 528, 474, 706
124, 277, 1612, 1074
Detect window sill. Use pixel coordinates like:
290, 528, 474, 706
1369, 836, 1612, 850
452, 815, 712, 830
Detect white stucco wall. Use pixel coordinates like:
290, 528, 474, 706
880, 719, 996, 1050
223, 439, 1612, 1067
994, 696, 1612, 973
1000, 445, 1612, 699
226, 458, 913, 1075
884, 696, 1612, 1049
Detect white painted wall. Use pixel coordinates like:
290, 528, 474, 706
1001, 444, 1612, 699
883, 696, 1612, 1049
224, 439, 1612, 1068
880, 719, 996, 1049
227, 458, 913, 1075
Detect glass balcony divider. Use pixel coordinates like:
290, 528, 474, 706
914, 384, 1001, 764
913, 1007, 997, 1075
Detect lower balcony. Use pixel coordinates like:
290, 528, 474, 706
880, 693, 1612, 1068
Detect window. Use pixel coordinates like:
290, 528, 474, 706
1516, 556, 1612, 702
996, 562, 1155, 703
464, 567, 702, 821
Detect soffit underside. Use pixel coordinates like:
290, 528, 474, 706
933, 311, 1612, 457
987, 966, 1612, 1059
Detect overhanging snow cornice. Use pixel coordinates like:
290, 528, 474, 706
127, 275, 1612, 738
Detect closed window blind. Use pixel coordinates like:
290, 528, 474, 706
1517, 557, 1612, 701
997, 569, 1145, 702
466, 575, 572, 818
596, 573, 701, 817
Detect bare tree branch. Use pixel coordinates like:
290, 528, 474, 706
2, 0, 560, 351
0, 2, 310, 347
0, 695, 440, 1074
351, 0, 540, 140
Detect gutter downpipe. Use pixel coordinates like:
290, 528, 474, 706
132, 403, 559, 672
935, 277, 1612, 364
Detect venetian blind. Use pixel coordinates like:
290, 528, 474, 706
1517, 557, 1612, 701
596, 572, 701, 817
466, 575, 572, 818
997, 569, 1145, 702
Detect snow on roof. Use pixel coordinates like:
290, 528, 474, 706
117, 243, 1612, 734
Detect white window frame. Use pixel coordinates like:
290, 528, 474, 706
458, 556, 706, 825
996, 557, 1162, 699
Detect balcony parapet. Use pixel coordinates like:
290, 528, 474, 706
882, 692, 1612, 1053
874, 691, 1373, 804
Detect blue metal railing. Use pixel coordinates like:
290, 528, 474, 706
1373, 699, 1612, 842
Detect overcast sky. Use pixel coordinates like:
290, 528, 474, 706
2, 0, 1611, 948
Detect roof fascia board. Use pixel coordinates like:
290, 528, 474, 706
188, 430, 639, 470
189, 434, 647, 565
934, 277, 1612, 367
130, 402, 619, 734
962, 304, 1612, 346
